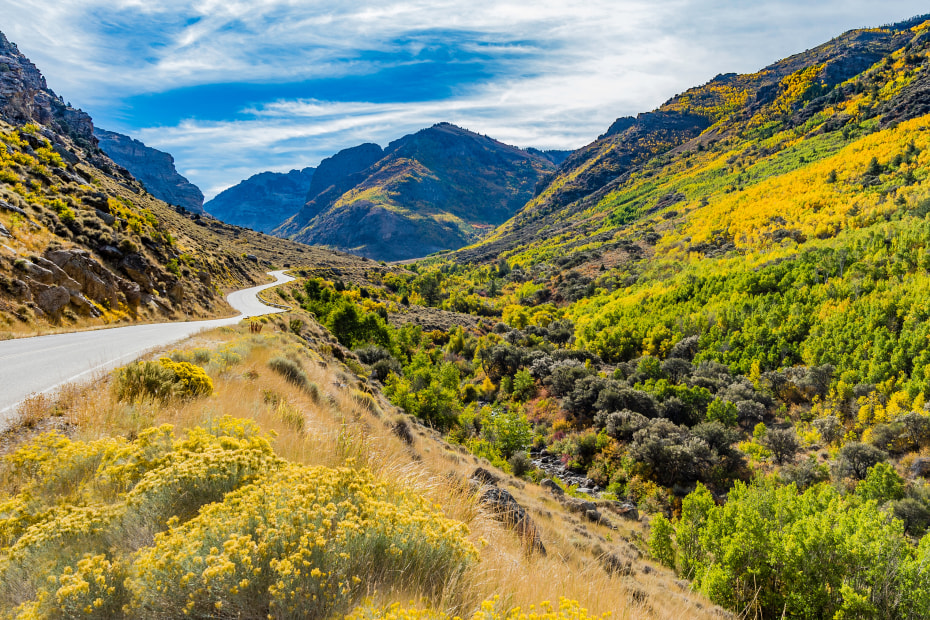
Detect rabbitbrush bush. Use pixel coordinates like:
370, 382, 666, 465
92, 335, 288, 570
0, 417, 477, 619
345, 597, 610, 620
114, 357, 213, 402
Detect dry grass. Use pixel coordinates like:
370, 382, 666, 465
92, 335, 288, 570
0, 322, 725, 619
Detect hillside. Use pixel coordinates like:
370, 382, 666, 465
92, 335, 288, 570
275, 123, 557, 261
95, 128, 205, 213
0, 30, 392, 338
204, 167, 314, 233
311, 16, 930, 619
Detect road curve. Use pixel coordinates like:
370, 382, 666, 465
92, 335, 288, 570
0, 270, 294, 428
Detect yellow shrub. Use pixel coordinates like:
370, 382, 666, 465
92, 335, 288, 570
347, 597, 610, 620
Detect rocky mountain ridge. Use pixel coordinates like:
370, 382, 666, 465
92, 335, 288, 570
0, 29, 388, 335
274, 123, 557, 260
0, 31, 94, 147
95, 128, 205, 213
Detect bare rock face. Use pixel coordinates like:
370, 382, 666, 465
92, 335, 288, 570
95, 128, 204, 213
119, 252, 155, 293
0, 31, 95, 145
35, 285, 70, 316
45, 248, 122, 306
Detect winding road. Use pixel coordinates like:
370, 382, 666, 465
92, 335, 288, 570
0, 270, 294, 428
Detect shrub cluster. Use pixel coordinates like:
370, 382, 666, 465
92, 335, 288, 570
0, 417, 476, 619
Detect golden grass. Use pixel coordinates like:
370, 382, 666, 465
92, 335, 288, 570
1, 323, 724, 619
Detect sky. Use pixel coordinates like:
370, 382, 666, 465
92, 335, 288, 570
0, 1, 927, 199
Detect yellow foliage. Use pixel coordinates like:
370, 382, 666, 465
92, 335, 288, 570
346, 597, 610, 620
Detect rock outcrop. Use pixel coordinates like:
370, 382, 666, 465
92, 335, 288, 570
95, 128, 204, 213
469, 467, 546, 555
0, 31, 94, 145
205, 167, 314, 233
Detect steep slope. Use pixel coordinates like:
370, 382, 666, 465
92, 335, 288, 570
0, 29, 393, 337
95, 128, 205, 213
275, 124, 557, 261
457, 22, 920, 263
204, 167, 314, 233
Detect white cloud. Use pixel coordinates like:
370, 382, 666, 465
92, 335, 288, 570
0, 0, 927, 197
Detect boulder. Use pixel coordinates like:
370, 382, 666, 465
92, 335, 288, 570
8, 277, 32, 301
540, 478, 564, 496
119, 279, 142, 305
17, 259, 55, 284
563, 497, 597, 515
97, 245, 123, 260
31, 256, 81, 291
69, 292, 100, 317
167, 279, 184, 303
471, 467, 501, 487
605, 501, 640, 521
119, 252, 155, 292
0, 222, 9, 238
35, 285, 70, 316
478, 487, 546, 555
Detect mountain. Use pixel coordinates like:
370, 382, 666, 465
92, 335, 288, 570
274, 123, 557, 261
459, 22, 924, 264
95, 128, 205, 213
0, 29, 388, 336
204, 167, 315, 233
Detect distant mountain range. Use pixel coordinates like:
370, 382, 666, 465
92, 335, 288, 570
95, 129, 205, 213
273, 123, 563, 260
204, 167, 315, 233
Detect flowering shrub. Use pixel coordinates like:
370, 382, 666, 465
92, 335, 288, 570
114, 358, 213, 402
0, 417, 476, 619
346, 597, 610, 620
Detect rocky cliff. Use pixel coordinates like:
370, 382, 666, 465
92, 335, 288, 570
204, 167, 314, 233
95, 128, 205, 213
275, 124, 557, 260
0, 31, 94, 147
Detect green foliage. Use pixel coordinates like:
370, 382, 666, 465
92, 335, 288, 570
705, 398, 737, 426
481, 407, 532, 460
648, 513, 676, 570
670, 479, 929, 618
855, 462, 905, 504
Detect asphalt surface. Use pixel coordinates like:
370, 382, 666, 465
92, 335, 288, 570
0, 270, 294, 428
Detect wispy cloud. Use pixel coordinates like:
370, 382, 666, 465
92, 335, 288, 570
0, 0, 927, 197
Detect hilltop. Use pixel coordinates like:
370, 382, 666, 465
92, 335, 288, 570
274, 123, 558, 260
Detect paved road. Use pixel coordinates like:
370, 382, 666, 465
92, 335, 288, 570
0, 270, 294, 428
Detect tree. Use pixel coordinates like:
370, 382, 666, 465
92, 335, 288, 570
417, 272, 442, 306
706, 398, 738, 426
482, 407, 532, 459
761, 427, 800, 464
835, 442, 887, 481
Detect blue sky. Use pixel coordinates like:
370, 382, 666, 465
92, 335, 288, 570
0, 1, 927, 198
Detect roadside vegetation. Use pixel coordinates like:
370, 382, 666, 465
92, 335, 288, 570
0, 320, 716, 620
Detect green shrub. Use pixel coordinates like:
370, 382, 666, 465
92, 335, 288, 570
268, 356, 317, 398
